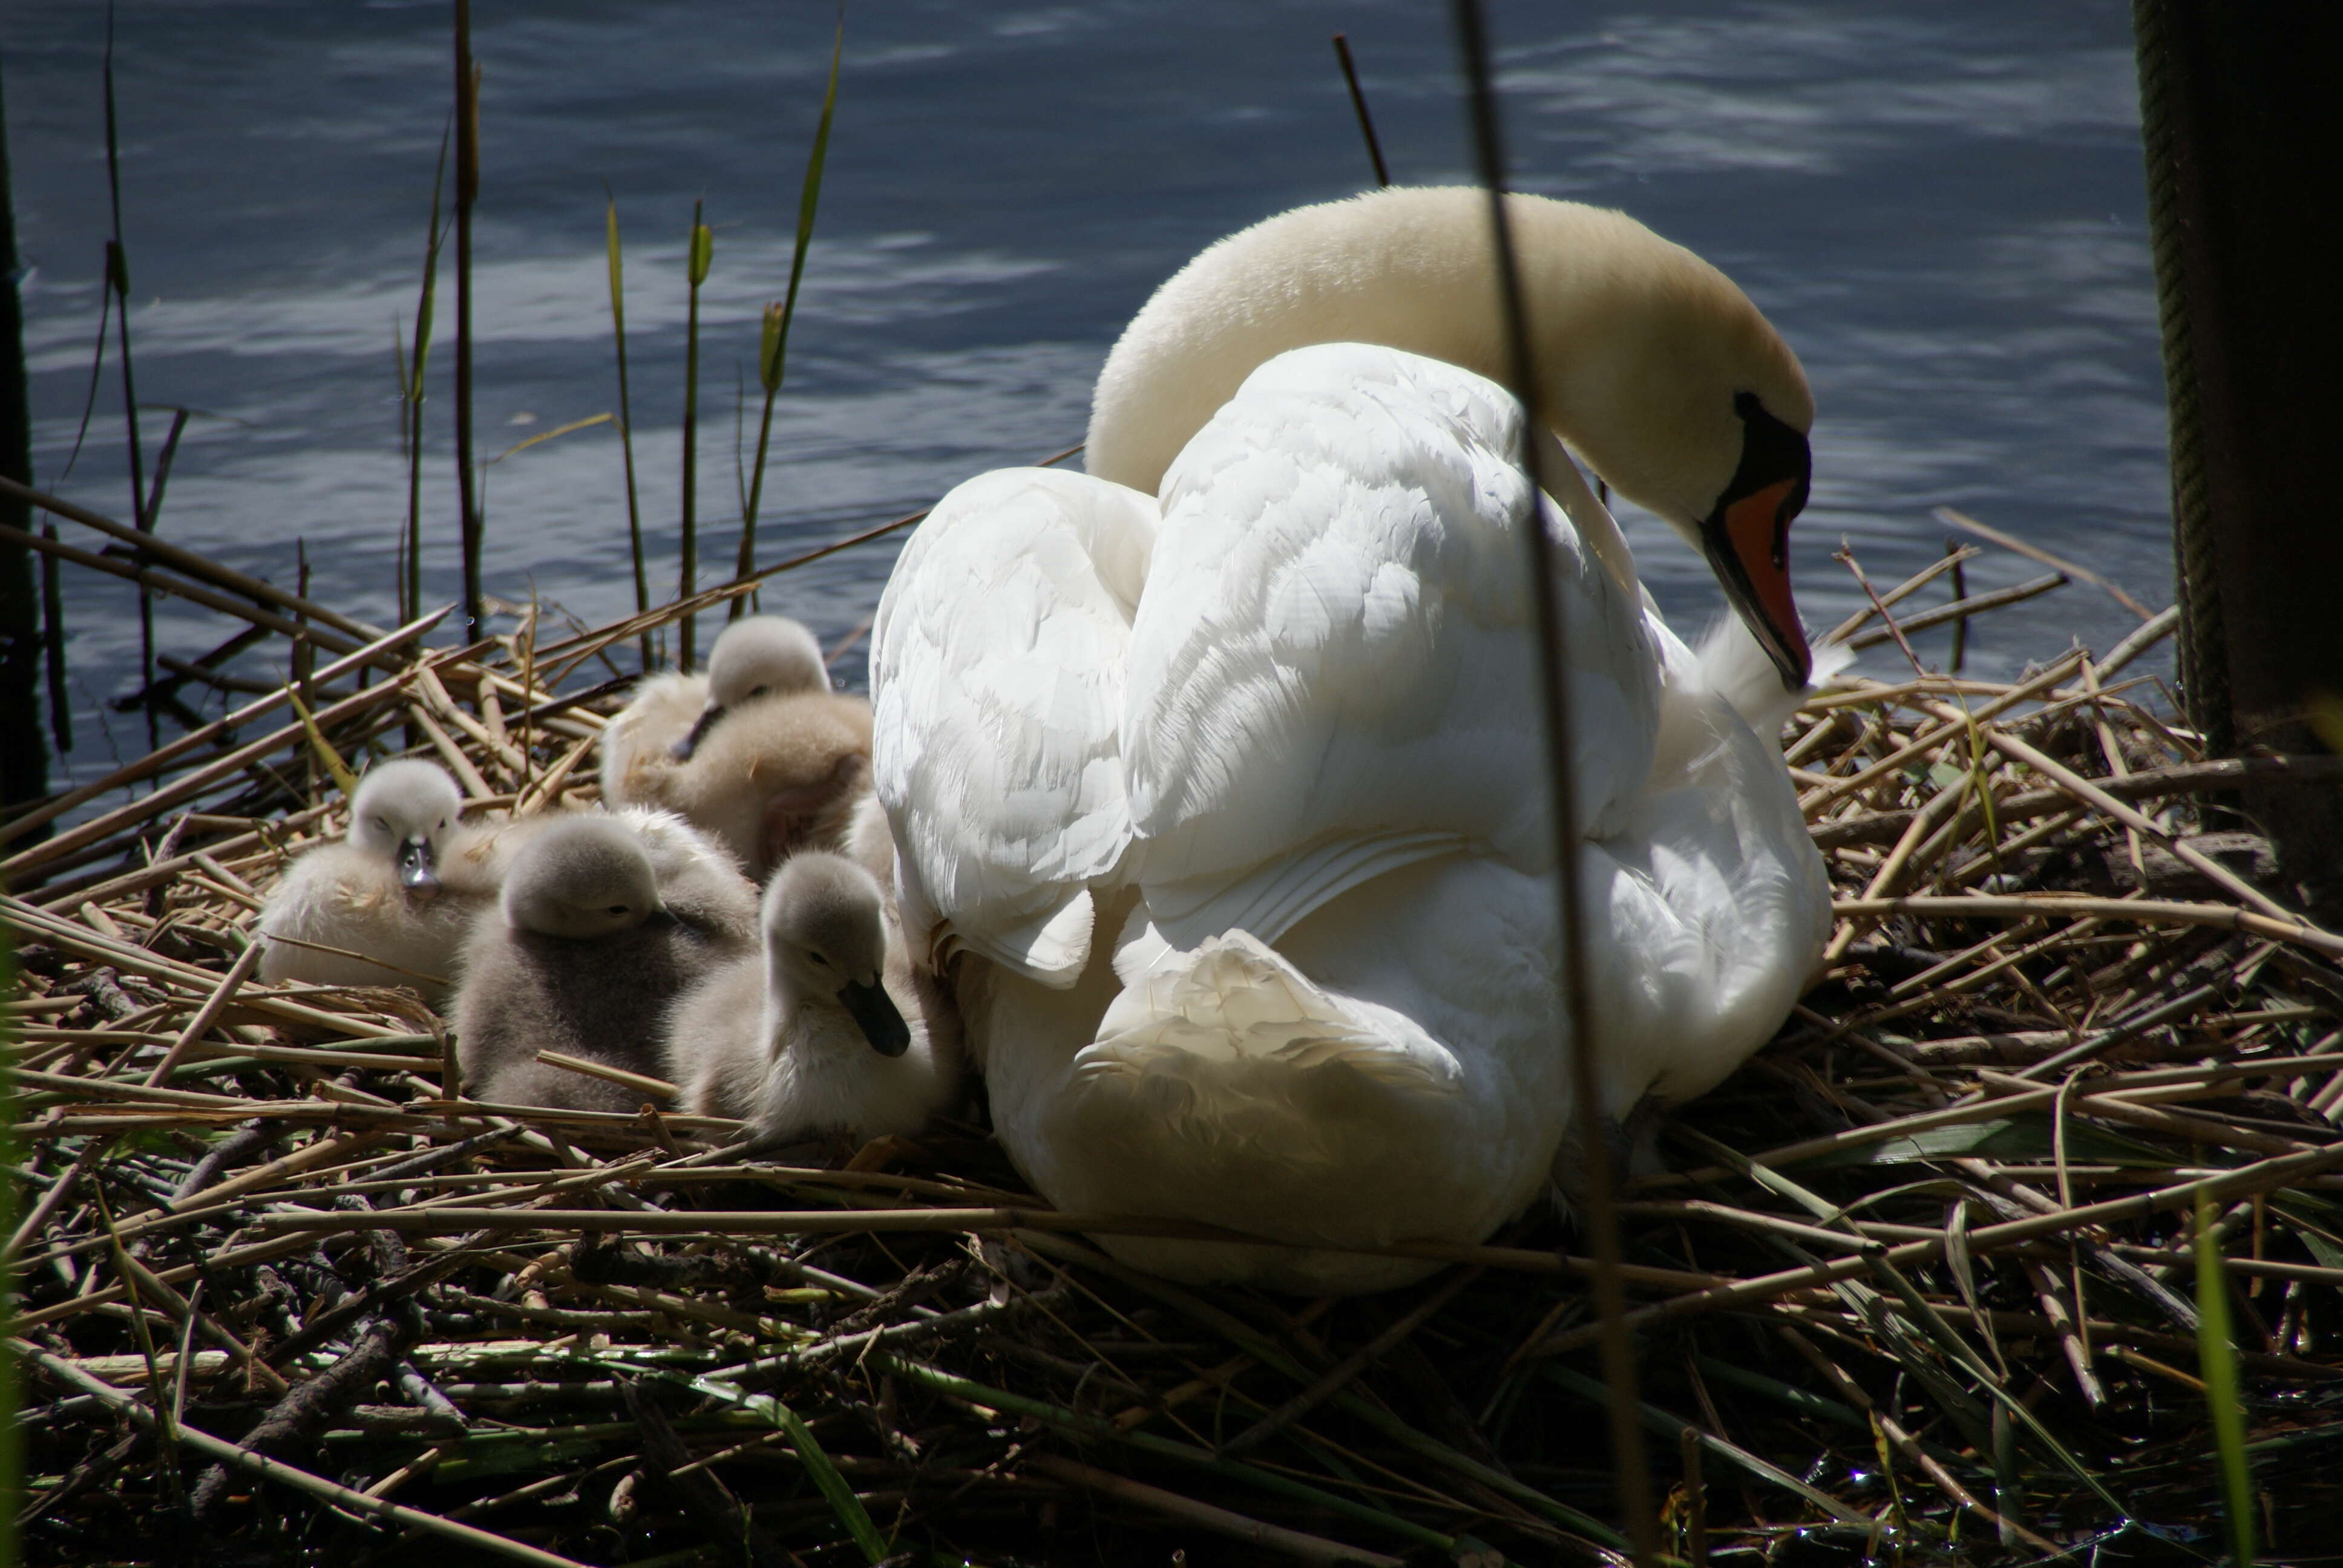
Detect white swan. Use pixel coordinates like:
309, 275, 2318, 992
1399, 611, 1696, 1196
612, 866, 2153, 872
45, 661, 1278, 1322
601, 614, 873, 881
870, 188, 1837, 1292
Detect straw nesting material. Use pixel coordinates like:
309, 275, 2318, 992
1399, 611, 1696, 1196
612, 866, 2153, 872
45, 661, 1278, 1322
8, 540, 2343, 1567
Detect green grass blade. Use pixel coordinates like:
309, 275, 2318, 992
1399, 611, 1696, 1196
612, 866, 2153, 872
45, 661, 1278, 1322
673, 1373, 887, 1562
2195, 1192, 2256, 1568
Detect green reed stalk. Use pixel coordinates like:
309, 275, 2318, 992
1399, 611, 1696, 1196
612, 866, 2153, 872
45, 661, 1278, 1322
401, 129, 448, 627
452, 0, 482, 638
604, 194, 652, 669
2194, 1192, 2256, 1568
735, 16, 843, 618
101, 11, 153, 746
678, 202, 711, 670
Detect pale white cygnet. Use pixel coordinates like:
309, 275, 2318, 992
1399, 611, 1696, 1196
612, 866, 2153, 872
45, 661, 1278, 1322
454, 812, 757, 1112
257, 759, 496, 999
672, 614, 830, 759
598, 615, 873, 881
664, 851, 958, 1143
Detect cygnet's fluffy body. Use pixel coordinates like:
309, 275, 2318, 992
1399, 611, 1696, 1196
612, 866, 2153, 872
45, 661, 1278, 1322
258, 760, 501, 999
454, 811, 757, 1112
665, 851, 958, 1142
600, 616, 874, 881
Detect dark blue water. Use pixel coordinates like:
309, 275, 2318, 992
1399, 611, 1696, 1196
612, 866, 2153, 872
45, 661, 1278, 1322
6, 2, 2171, 785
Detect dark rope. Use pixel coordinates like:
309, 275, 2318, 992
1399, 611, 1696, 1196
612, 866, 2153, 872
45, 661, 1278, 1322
2132, 0, 2230, 751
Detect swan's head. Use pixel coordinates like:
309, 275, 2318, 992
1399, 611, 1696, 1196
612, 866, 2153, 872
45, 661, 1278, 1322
501, 816, 665, 941
1087, 186, 1816, 687
672, 615, 829, 761
762, 852, 909, 1058
1522, 202, 1815, 688
348, 759, 463, 896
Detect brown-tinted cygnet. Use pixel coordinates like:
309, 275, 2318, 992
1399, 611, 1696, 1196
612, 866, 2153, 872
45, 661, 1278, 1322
664, 851, 958, 1143
454, 812, 756, 1112
257, 759, 503, 1000
599, 615, 873, 881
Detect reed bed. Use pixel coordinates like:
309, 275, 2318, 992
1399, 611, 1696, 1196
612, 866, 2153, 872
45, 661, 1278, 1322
5, 510, 2343, 1568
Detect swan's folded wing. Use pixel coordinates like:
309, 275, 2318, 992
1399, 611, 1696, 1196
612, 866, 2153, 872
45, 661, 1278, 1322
1124, 344, 1660, 945
870, 468, 1156, 985
1581, 680, 1831, 1114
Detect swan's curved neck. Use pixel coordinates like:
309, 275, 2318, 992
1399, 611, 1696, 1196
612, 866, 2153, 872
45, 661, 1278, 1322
1092, 185, 1807, 503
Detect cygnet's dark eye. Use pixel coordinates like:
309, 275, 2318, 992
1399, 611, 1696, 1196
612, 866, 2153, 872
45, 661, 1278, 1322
606, 904, 631, 917
372, 817, 391, 832
807, 952, 830, 968
749, 684, 770, 699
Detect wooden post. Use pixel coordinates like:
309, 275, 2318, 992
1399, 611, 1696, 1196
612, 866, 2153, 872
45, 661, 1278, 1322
2134, 0, 2343, 921
0, 63, 51, 818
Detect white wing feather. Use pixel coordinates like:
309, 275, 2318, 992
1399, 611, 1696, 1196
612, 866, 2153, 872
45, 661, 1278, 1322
870, 467, 1157, 985
1122, 344, 1659, 948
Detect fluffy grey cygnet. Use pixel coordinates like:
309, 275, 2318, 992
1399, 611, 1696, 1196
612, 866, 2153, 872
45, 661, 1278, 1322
454, 812, 757, 1112
257, 759, 497, 998
665, 851, 958, 1143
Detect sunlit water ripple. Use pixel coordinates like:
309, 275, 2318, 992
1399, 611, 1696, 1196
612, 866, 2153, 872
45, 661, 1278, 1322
8, 1, 2167, 791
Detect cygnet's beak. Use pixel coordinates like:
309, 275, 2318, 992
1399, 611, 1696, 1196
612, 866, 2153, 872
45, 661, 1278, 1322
1700, 394, 1814, 691
396, 835, 442, 895
838, 976, 911, 1058
669, 703, 725, 762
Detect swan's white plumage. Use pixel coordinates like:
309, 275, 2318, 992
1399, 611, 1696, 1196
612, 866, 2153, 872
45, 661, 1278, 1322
1124, 345, 1658, 949
876, 189, 1835, 1291
871, 468, 1156, 988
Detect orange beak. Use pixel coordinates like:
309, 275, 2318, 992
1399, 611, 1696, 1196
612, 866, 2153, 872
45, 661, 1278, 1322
1719, 478, 1809, 688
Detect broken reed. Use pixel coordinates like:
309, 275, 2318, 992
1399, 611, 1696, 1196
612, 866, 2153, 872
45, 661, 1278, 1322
8, 484, 2343, 1564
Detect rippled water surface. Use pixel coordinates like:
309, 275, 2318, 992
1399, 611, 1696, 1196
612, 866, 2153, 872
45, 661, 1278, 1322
7, 2, 2169, 783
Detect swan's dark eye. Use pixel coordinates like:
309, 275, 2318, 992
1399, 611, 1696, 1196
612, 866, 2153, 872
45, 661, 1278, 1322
606, 904, 630, 917
372, 817, 390, 833
808, 952, 829, 968
749, 684, 770, 699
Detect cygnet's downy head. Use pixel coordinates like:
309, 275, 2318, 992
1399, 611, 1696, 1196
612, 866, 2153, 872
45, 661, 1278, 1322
671, 615, 828, 762
348, 759, 464, 895
763, 852, 909, 1057
502, 817, 666, 941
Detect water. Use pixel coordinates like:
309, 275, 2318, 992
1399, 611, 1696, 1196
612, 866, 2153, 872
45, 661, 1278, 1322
5, 1, 2171, 789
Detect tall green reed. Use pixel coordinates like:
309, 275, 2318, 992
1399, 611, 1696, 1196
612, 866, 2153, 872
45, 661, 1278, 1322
101, 8, 154, 746
604, 194, 653, 670
452, 0, 482, 637
735, 16, 844, 618
678, 202, 712, 670
396, 130, 448, 628
2194, 1191, 2255, 1568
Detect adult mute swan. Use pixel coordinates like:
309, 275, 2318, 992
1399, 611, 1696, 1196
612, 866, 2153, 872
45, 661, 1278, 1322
871, 187, 1837, 1292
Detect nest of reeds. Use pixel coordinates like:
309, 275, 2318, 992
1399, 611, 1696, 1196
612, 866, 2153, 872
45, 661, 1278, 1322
7, 526, 2343, 1568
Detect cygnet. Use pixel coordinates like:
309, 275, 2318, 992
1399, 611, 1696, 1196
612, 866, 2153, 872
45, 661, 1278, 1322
599, 615, 873, 881
257, 759, 501, 999
454, 811, 757, 1112
664, 851, 958, 1143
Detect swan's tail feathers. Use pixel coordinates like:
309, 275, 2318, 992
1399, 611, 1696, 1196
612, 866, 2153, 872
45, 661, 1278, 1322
1697, 614, 1855, 742
1075, 932, 1457, 1094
